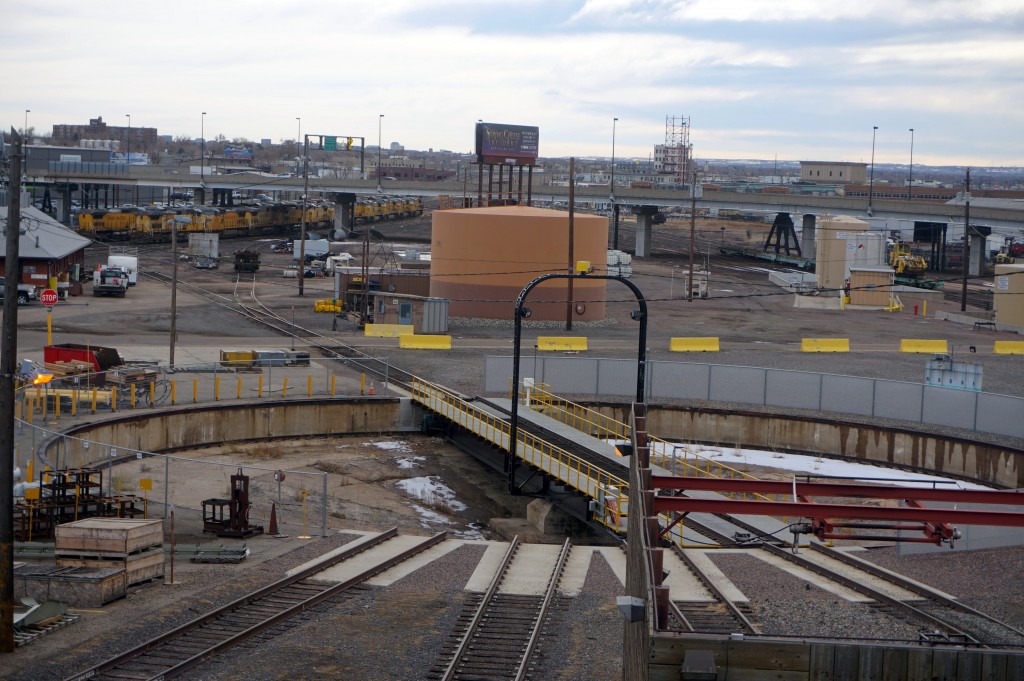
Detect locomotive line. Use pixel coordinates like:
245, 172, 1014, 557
429, 537, 572, 681
64, 528, 447, 681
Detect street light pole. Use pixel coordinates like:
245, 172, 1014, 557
296, 117, 301, 162
610, 117, 618, 201
868, 125, 878, 216
125, 113, 131, 165
377, 114, 384, 193
611, 117, 620, 251
299, 134, 310, 297
908, 128, 915, 202
200, 112, 207, 205
23, 109, 29, 137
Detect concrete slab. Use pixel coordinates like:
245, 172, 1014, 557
465, 541, 512, 592
681, 550, 749, 604
285, 530, 384, 577
557, 546, 595, 597
364, 538, 465, 586
500, 543, 565, 596
742, 551, 874, 603
311, 534, 433, 584
595, 547, 627, 586
662, 551, 714, 603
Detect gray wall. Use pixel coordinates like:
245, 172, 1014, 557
485, 356, 1024, 440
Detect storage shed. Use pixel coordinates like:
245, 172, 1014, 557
0, 205, 91, 292
430, 206, 608, 320
994, 264, 1024, 327
849, 266, 895, 306
368, 292, 449, 334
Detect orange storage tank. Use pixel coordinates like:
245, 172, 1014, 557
430, 206, 608, 321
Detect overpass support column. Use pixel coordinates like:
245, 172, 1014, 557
332, 192, 357, 239
802, 214, 816, 256
632, 205, 659, 258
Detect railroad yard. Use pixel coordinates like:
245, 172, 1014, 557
6, 211, 1024, 680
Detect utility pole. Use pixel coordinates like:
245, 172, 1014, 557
1, 128, 25, 653
566, 157, 575, 331
169, 218, 179, 366
688, 169, 697, 301
298, 134, 309, 296
961, 168, 971, 312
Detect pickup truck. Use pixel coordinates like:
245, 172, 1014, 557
0, 277, 38, 305
93, 266, 129, 298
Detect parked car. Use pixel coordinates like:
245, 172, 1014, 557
0, 277, 38, 304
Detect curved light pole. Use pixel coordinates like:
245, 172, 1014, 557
377, 114, 384, 193
868, 125, 878, 216
507, 272, 648, 494
908, 128, 915, 201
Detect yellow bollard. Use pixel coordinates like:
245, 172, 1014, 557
130, 386, 136, 409
27, 457, 34, 482
171, 380, 176, 405
74, 484, 80, 522
42, 389, 48, 419
71, 387, 77, 416
193, 378, 198, 403
43, 465, 51, 484
237, 377, 242, 400
91, 387, 97, 414
298, 490, 311, 539
361, 373, 365, 396
282, 377, 288, 397
331, 374, 336, 397
26, 396, 33, 424
258, 374, 263, 397
923, 300, 927, 317
112, 387, 119, 412
308, 375, 312, 397
149, 381, 155, 405
55, 391, 60, 419
215, 375, 220, 401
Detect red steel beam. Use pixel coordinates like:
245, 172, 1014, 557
651, 475, 1024, 505
653, 495, 1024, 527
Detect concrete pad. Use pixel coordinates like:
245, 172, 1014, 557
662, 551, 714, 603
465, 541, 512, 592
558, 546, 596, 597
681, 550, 749, 604
364, 539, 465, 587
809, 549, 948, 601
307, 534, 431, 583
285, 530, 385, 577
594, 547, 627, 586
500, 543, 565, 596
744, 551, 873, 603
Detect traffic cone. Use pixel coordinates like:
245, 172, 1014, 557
369, 383, 375, 396
269, 503, 279, 535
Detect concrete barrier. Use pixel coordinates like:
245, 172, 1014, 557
899, 339, 948, 354
994, 340, 1024, 355
801, 338, 850, 353
400, 334, 452, 349
365, 323, 415, 338
536, 337, 588, 352
669, 337, 720, 352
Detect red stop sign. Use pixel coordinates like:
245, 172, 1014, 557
40, 288, 58, 307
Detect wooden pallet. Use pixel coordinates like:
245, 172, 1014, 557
15, 613, 80, 647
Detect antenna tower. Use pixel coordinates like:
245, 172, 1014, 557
664, 115, 691, 186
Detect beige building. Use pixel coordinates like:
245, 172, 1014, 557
430, 206, 608, 320
815, 215, 889, 293
849, 267, 894, 306
994, 264, 1024, 327
800, 161, 867, 184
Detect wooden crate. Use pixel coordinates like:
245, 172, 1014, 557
56, 546, 164, 586
14, 565, 127, 607
56, 518, 163, 555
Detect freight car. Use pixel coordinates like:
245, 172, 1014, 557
353, 196, 423, 224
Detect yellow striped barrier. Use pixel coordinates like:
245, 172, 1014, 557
536, 336, 588, 352
366, 323, 415, 337
400, 334, 452, 350
669, 337, 720, 352
801, 338, 850, 353
899, 339, 948, 354
994, 341, 1024, 355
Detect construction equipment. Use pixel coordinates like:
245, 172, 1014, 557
888, 242, 928, 276
995, 252, 1016, 265
201, 469, 264, 538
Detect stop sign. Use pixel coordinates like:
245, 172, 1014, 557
40, 288, 58, 308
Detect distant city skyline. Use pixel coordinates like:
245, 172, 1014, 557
6, 1, 1022, 168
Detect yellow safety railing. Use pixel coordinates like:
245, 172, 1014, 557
525, 385, 780, 504
536, 336, 588, 352
411, 378, 628, 532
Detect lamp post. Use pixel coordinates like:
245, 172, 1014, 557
507, 273, 648, 495
125, 114, 131, 166
200, 112, 207, 204
908, 128, 915, 201
610, 117, 618, 200
868, 125, 878, 216
295, 117, 301, 161
611, 117, 621, 251
377, 114, 384, 193
24, 109, 29, 137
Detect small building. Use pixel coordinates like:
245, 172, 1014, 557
994, 264, 1024, 327
799, 161, 867, 184
0, 205, 92, 293
815, 215, 886, 293
849, 266, 894, 307
368, 292, 449, 334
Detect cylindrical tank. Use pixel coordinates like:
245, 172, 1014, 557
430, 206, 608, 320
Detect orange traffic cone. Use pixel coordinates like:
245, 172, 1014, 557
368, 383, 375, 396
269, 503, 279, 535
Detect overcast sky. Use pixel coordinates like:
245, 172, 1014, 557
4, 0, 1023, 167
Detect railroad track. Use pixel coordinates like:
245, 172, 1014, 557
429, 537, 572, 681
680, 512, 1024, 646
64, 528, 446, 681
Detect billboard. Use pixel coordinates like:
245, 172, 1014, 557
475, 122, 539, 165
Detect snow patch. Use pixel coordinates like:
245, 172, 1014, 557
396, 476, 468, 511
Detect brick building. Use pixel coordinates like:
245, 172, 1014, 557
52, 116, 158, 148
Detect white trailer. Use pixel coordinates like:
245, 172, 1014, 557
107, 255, 139, 286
